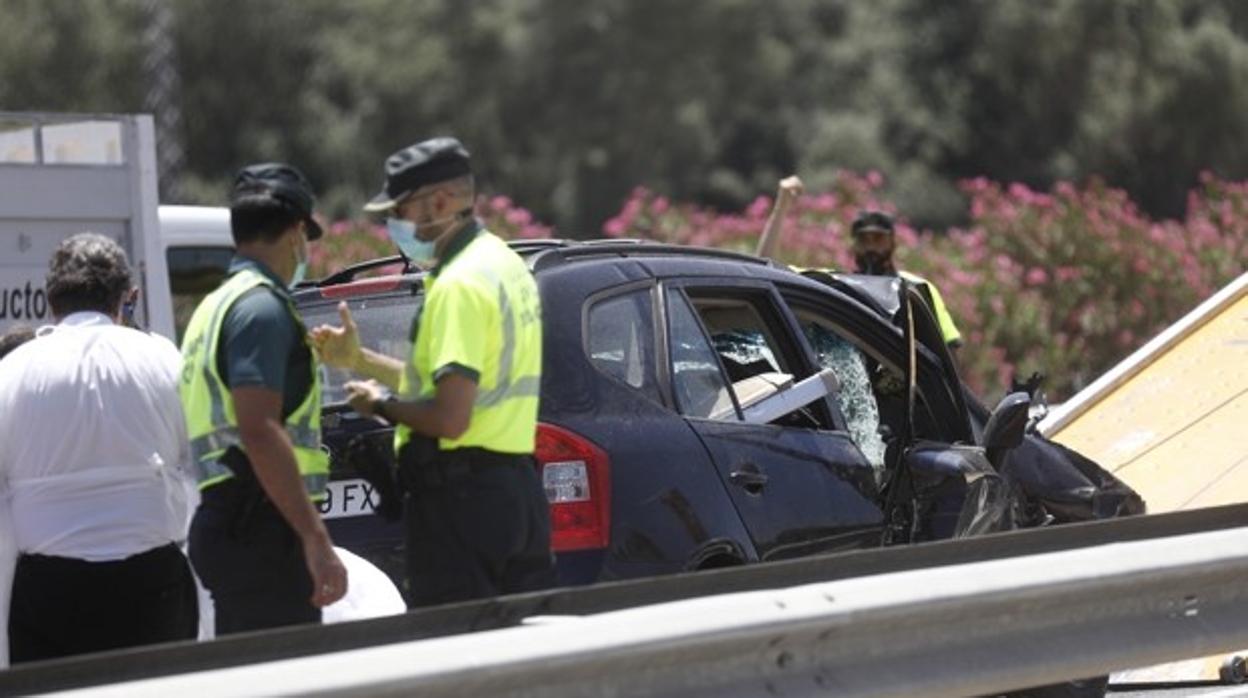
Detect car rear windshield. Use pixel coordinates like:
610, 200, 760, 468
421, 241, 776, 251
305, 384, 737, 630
298, 294, 420, 405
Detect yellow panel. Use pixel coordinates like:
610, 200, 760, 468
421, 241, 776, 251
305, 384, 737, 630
1051, 294, 1248, 513
1111, 392, 1248, 511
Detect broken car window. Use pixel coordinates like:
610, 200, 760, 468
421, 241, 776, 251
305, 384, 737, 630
800, 321, 888, 477
687, 295, 829, 430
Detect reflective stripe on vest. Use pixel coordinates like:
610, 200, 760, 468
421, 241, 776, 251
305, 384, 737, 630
474, 265, 541, 407
179, 268, 329, 499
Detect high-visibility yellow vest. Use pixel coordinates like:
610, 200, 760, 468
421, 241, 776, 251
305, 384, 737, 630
179, 267, 328, 499
794, 265, 963, 347
898, 270, 962, 347
395, 231, 542, 455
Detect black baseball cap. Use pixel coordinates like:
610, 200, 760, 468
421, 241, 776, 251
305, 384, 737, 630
364, 137, 472, 213
851, 210, 895, 237
231, 163, 323, 240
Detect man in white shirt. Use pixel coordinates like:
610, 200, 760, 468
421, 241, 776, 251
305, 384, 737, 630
0, 233, 198, 665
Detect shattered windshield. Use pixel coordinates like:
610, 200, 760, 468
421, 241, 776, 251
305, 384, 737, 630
801, 323, 888, 477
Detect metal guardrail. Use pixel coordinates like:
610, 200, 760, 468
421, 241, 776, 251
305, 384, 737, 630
9, 504, 1247, 698
5, 503, 1246, 696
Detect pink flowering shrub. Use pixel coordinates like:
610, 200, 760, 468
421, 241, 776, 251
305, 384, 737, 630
307, 219, 398, 279
477, 195, 555, 240
927, 175, 1246, 400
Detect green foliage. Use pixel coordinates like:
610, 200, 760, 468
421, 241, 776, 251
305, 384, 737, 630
0, 0, 147, 112
7, 0, 1248, 234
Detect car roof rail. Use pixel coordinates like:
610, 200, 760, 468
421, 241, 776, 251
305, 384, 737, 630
507, 238, 576, 254
308, 238, 765, 285
315, 255, 413, 286
311, 240, 572, 287
528, 238, 775, 273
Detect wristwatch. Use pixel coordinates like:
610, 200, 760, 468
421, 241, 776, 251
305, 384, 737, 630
372, 395, 397, 425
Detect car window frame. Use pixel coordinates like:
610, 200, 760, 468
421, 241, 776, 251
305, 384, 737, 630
661, 284, 744, 420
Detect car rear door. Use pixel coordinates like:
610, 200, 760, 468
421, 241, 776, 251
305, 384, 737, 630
662, 281, 884, 561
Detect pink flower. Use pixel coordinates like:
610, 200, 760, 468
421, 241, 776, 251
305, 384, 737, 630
746, 196, 772, 220
1025, 268, 1048, 285
505, 209, 532, 226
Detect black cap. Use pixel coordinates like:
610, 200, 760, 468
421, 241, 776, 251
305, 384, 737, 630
851, 210, 895, 236
231, 163, 323, 240
364, 137, 472, 213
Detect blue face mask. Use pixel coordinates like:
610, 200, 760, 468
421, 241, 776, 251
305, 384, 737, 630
289, 238, 309, 288
387, 217, 438, 264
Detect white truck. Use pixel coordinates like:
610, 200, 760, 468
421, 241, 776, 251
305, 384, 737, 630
0, 112, 233, 343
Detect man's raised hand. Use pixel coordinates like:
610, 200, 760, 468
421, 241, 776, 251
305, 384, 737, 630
309, 301, 361, 370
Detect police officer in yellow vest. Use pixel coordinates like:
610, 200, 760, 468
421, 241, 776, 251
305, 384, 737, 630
762, 176, 963, 350
180, 163, 347, 633
848, 209, 962, 350
311, 137, 555, 607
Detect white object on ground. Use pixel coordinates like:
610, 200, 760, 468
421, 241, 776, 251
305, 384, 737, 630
322, 547, 406, 624
194, 546, 406, 639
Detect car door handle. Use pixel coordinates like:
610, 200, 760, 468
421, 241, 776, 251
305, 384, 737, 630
729, 469, 769, 494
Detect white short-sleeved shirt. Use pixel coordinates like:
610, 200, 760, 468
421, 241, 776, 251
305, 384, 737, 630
0, 311, 195, 561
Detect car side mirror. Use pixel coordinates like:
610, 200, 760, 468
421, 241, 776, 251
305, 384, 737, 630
983, 391, 1031, 466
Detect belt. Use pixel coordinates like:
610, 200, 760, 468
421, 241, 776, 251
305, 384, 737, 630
401, 448, 532, 490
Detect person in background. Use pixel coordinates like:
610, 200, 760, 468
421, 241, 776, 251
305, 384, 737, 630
760, 175, 963, 351
849, 208, 963, 351
312, 137, 555, 607
0, 234, 198, 665
179, 163, 347, 634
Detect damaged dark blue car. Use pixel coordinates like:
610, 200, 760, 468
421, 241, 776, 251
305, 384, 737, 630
295, 240, 1143, 591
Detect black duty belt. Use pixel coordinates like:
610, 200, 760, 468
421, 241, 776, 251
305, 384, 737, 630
397, 443, 532, 491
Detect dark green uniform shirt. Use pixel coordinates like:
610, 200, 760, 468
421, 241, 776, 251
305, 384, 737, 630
215, 256, 312, 419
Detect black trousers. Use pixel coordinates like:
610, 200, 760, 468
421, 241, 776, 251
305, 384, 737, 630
8, 543, 198, 664
189, 480, 320, 635
403, 451, 556, 607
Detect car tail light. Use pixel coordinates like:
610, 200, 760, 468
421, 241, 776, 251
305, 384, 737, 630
536, 422, 610, 552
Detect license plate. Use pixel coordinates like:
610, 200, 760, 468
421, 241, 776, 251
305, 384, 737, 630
316, 479, 380, 520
